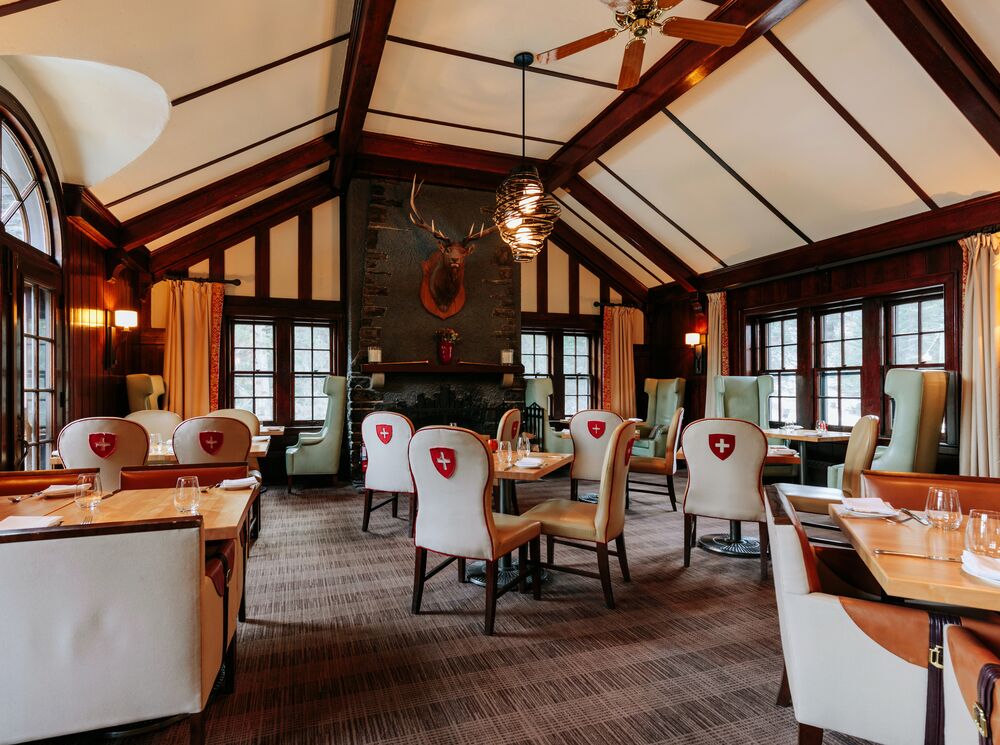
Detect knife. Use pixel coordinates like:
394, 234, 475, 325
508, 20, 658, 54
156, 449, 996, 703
873, 549, 961, 563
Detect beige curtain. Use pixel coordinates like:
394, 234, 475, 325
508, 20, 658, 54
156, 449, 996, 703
703, 291, 728, 418
960, 232, 1000, 476
601, 306, 643, 418
163, 280, 219, 419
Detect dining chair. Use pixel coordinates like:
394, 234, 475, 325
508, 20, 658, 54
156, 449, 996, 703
409, 426, 542, 636
568, 409, 624, 502
208, 407, 260, 435
0, 517, 225, 745
944, 625, 1000, 745
681, 418, 769, 580
628, 407, 684, 511
495, 407, 524, 514
632, 377, 685, 458
125, 409, 182, 442
0, 467, 98, 496
285, 376, 346, 490
716, 375, 796, 480
56, 417, 149, 491
173, 416, 252, 465
521, 420, 636, 609
361, 411, 416, 534
775, 415, 879, 515
125, 373, 166, 412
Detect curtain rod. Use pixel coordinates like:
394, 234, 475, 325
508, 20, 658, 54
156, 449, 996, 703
164, 274, 242, 286
593, 300, 642, 309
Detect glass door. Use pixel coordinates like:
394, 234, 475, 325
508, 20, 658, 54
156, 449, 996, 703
19, 280, 55, 469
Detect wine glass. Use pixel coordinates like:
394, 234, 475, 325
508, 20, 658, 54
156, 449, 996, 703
499, 441, 514, 469
149, 432, 162, 454
516, 433, 530, 461
966, 510, 1000, 557
74, 473, 103, 523
174, 476, 200, 514
925, 486, 962, 530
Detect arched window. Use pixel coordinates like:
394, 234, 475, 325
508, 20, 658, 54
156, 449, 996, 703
1, 117, 53, 255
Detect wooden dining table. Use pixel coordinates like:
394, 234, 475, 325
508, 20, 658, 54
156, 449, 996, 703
762, 427, 851, 484
830, 505, 1000, 612
49, 437, 271, 468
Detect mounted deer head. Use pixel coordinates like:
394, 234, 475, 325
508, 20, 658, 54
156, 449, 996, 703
409, 177, 497, 319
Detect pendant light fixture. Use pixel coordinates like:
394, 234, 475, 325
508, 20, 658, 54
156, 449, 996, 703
493, 52, 560, 263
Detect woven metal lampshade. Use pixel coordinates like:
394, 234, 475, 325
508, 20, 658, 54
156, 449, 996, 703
493, 164, 561, 262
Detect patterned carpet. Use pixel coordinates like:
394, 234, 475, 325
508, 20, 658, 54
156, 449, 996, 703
68, 474, 868, 744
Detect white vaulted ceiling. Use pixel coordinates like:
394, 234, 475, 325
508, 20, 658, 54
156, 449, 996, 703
0, 0, 997, 295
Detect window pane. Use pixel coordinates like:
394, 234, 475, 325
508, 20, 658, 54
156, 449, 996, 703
256, 325, 273, 346
894, 335, 919, 365
254, 399, 273, 422
894, 302, 919, 334
563, 336, 575, 356
921, 332, 944, 364
234, 324, 253, 347
256, 376, 273, 398
534, 336, 546, 355
234, 397, 254, 411
2, 124, 35, 193
843, 310, 862, 338
822, 314, 840, 340
767, 322, 781, 345
921, 299, 944, 332
254, 349, 273, 371
821, 341, 841, 367
314, 326, 330, 348
844, 339, 862, 367
575, 355, 589, 374
780, 374, 796, 397
37, 289, 50, 338
294, 326, 311, 347
23, 336, 34, 387
312, 351, 328, 372
234, 376, 253, 397
769, 398, 779, 423
767, 347, 781, 370
782, 346, 796, 370
778, 398, 796, 424
295, 398, 311, 421
783, 319, 797, 344
24, 186, 47, 252
521, 335, 533, 354
37, 340, 50, 388
5, 208, 25, 242
842, 372, 861, 397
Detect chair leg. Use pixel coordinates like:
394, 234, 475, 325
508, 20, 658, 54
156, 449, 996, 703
625, 480, 630, 510
797, 723, 823, 745
615, 533, 631, 582
759, 521, 770, 582
286, 476, 293, 493
411, 547, 427, 614
408, 492, 417, 537
518, 544, 529, 593
457, 557, 467, 583
222, 635, 237, 695
362, 489, 373, 532
596, 542, 615, 610
391, 491, 399, 518
530, 536, 541, 600
546, 534, 555, 564
484, 560, 499, 635
570, 479, 578, 501
188, 711, 205, 745
666, 474, 677, 511
776, 664, 792, 707
683, 514, 692, 567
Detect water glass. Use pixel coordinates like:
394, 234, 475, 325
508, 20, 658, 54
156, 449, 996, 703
516, 434, 530, 460
925, 486, 962, 530
149, 433, 162, 453
499, 441, 514, 468
966, 510, 1000, 557
74, 473, 103, 515
174, 476, 200, 514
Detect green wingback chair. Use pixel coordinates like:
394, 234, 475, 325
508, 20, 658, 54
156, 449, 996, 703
716, 375, 796, 478
632, 378, 686, 458
827, 369, 948, 488
524, 378, 573, 454
285, 375, 347, 489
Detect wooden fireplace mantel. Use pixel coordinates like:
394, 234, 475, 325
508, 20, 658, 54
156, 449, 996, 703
360, 361, 524, 390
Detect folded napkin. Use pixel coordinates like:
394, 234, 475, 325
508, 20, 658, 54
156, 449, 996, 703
515, 457, 544, 468
252, 435, 269, 442
842, 497, 897, 516
962, 551, 1000, 583
219, 476, 259, 491
39, 484, 79, 497
0, 515, 64, 531
768, 446, 798, 455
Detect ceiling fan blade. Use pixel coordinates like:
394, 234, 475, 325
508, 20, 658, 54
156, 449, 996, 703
660, 17, 746, 46
656, 0, 683, 9
618, 38, 645, 90
537, 28, 619, 64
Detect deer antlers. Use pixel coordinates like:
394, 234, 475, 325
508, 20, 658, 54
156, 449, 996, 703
409, 176, 498, 252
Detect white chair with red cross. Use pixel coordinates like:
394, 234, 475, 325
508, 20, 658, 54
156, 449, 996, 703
173, 416, 251, 465
681, 418, 769, 580
361, 412, 416, 534
56, 417, 149, 491
569, 409, 624, 503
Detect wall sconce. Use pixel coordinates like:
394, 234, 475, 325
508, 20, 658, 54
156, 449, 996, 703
105, 309, 138, 369
685, 332, 706, 375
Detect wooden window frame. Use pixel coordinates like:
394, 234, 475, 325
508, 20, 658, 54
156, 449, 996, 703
521, 321, 600, 420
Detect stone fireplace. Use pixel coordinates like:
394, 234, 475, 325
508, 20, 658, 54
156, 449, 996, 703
344, 178, 523, 479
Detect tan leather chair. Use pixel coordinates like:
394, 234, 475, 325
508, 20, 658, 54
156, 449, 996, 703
568, 409, 624, 502
496, 407, 521, 443
944, 626, 1000, 745
0, 518, 224, 745
174, 416, 252, 465
409, 426, 542, 635
361, 412, 416, 534
0, 468, 98, 496
775, 415, 879, 515
861, 471, 1000, 513
628, 407, 684, 511
125, 409, 182, 441
125, 373, 166, 412
681, 418, 769, 580
56, 417, 149, 491
521, 421, 636, 609
209, 407, 261, 435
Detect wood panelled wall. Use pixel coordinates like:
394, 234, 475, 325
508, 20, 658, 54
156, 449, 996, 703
520, 240, 622, 317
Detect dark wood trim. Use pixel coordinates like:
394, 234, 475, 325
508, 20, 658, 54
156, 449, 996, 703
536, 244, 548, 313
0, 0, 61, 17
694, 190, 1000, 292
120, 137, 336, 251
922, 0, 1000, 94
662, 109, 811, 244
368, 109, 565, 146
565, 177, 699, 292
568, 255, 580, 316
385, 35, 617, 91
600, 280, 610, 305
62, 184, 120, 249
865, 0, 1000, 156
0, 515, 202, 544
298, 209, 313, 301
543, 0, 809, 189
595, 159, 724, 267
521, 312, 601, 333
223, 295, 344, 318
551, 221, 647, 304
764, 32, 937, 210
171, 34, 350, 106
150, 176, 335, 277
255, 228, 270, 299
105, 110, 338, 209
208, 251, 224, 282
332, 0, 397, 189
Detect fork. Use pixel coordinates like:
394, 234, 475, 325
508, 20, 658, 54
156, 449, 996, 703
7, 491, 42, 504
901, 508, 931, 526
199, 482, 221, 493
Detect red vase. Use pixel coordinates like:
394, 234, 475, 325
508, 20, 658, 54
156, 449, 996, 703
437, 340, 454, 365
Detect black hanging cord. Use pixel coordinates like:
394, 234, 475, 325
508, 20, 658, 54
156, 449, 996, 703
521, 63, 526, 160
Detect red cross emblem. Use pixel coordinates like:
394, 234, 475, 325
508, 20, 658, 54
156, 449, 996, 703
625, 440, 635, 465
376, 424, 393, 445
430, 447, 456, 478
88, 432, 117, 459
510, 420, 519, 438
588, 420, 606, 439
709, 433, 736, 461
199, 431, 224, 455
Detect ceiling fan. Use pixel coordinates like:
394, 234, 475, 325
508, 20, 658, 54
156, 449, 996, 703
537, 0, 747, 90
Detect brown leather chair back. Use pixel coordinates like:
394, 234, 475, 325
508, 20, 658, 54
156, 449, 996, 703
119, 463, 248, 490
842, 415, 879, 498
0, 468, 99, 497
861, 470, 1000, 512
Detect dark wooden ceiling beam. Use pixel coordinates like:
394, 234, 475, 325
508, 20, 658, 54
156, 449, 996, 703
543, 0, 808, 190
332, 0, 396, 189
0, 0, 61, 17
552, 222, 648, 305
121, 136, 336, 251
693, 189, 1000, 293
865, 0, 1000, 157
63, 185, 121, 249
150, 175, 335, 278
566, 177, 699, 293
